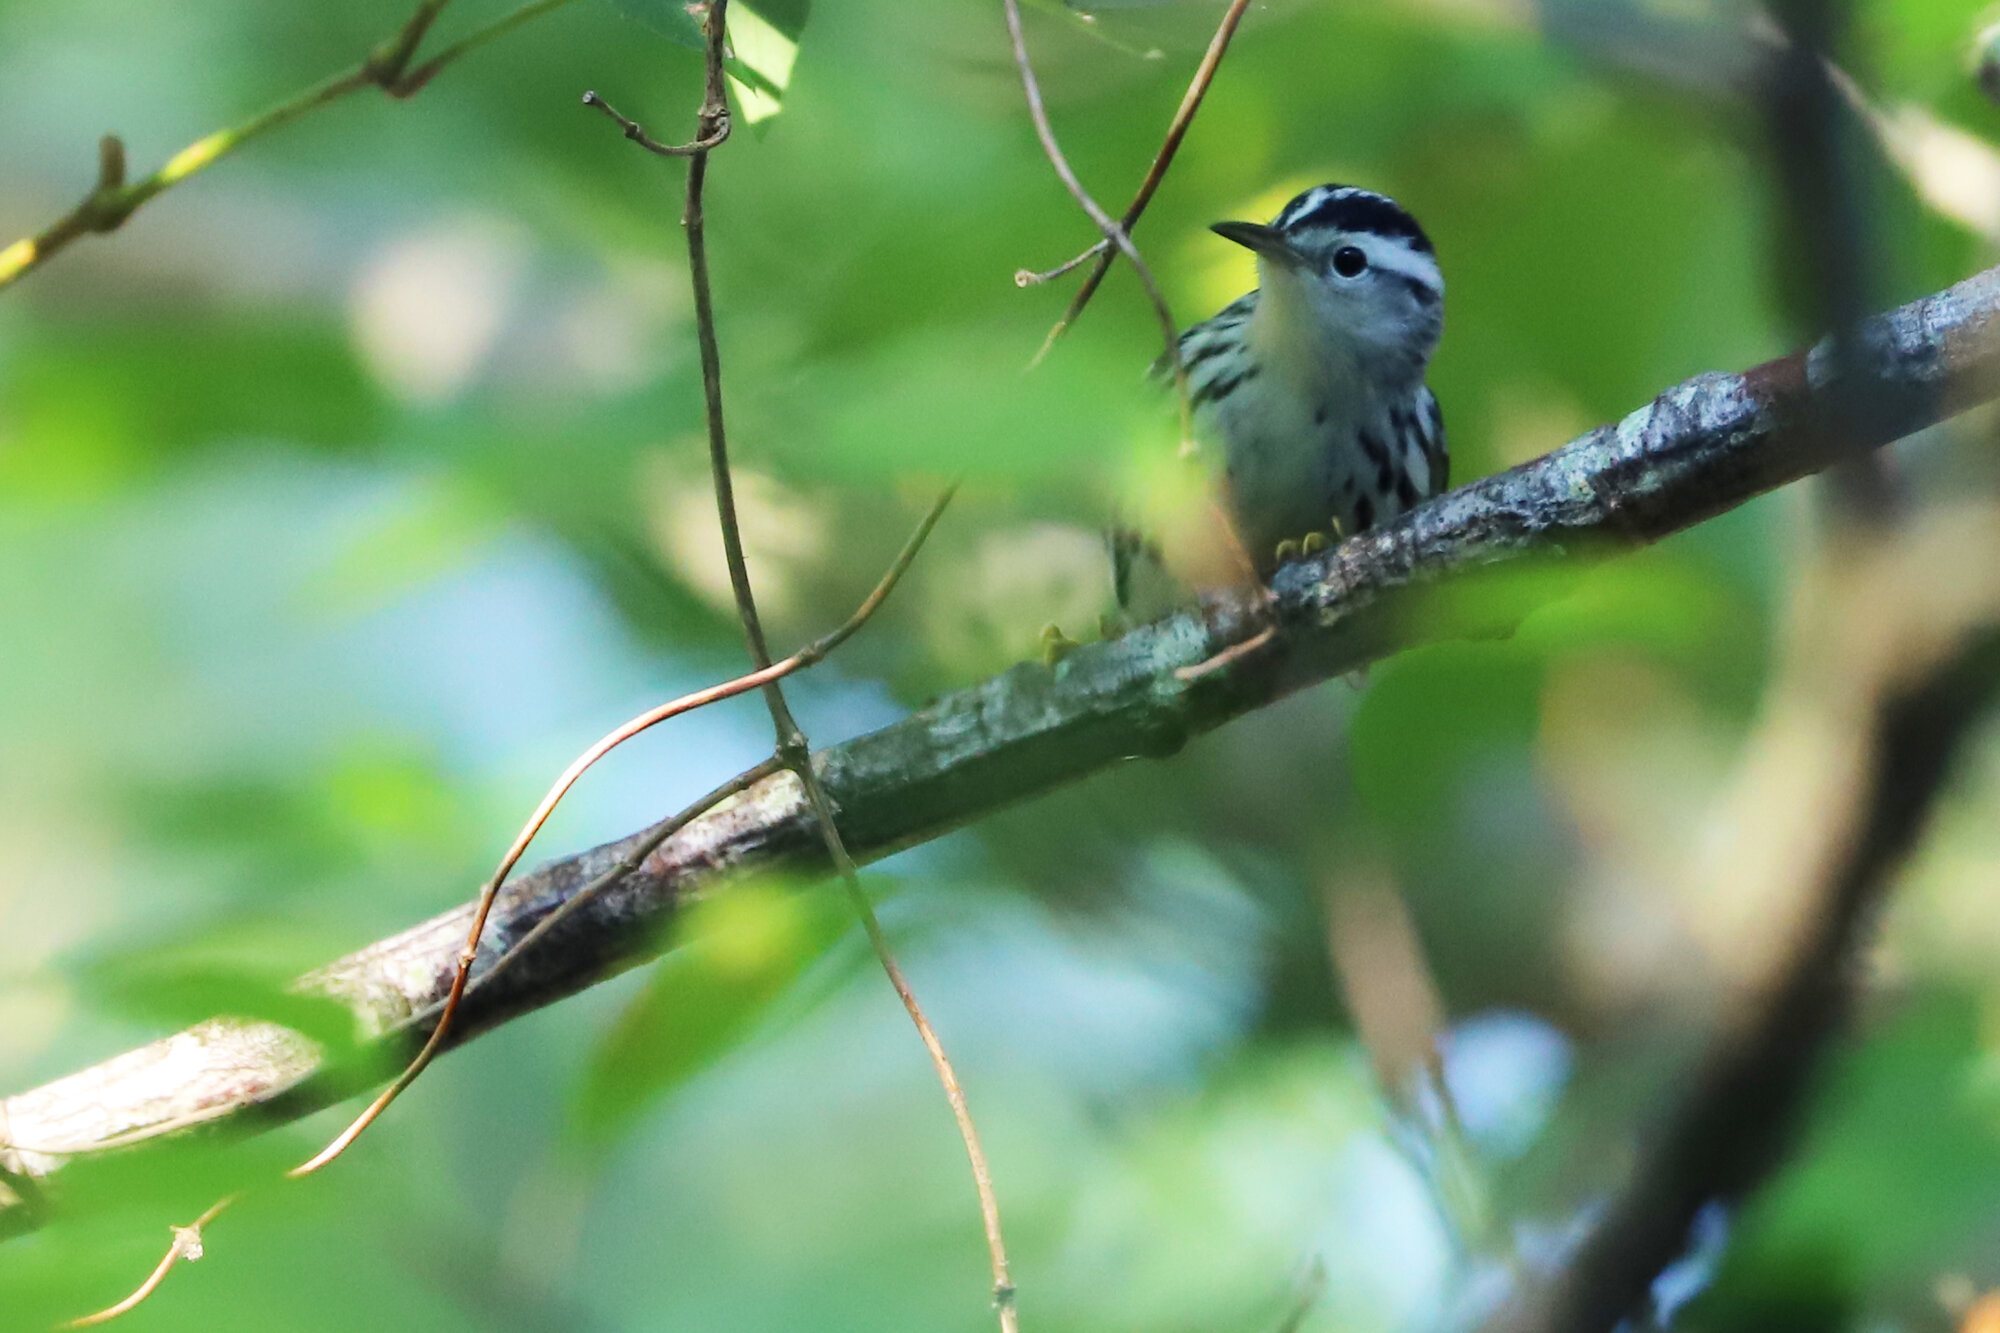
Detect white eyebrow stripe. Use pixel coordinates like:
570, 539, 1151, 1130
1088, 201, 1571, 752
1366, 237, 1443, 294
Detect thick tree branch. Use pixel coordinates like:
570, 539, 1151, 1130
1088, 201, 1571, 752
6, 265, 2000, 1239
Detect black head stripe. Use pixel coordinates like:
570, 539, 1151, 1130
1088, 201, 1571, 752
1275, 185, 1432, 254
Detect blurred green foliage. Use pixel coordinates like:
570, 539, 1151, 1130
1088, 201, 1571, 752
4, 0, 2000, 1328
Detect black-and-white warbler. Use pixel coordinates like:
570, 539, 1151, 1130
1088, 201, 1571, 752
1115, 184, 1447, 615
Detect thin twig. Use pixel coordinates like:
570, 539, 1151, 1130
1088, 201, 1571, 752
1273, 1259, 1329, 1333
287, 660, 807, 1175
471, 756, 786, 999
288, 487, 949, 1176
581, 91, 731, 157
0, 0, 584, 290
673, 5, 1017, 1325
1034, 0, 1254, 349
468, 484, 958, 1000
796, 751, 1023, 1330
367, 0, 456, 83
1015, 242, 1104, 287
1172, 623, 1274, 681
1000, 0, 1190, 449
61, 1193, 239, 1328
395, 0, 581, 96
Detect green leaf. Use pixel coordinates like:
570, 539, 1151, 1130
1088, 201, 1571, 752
69, 919, 362, 1058
595, 0, 808, 90
602, 0, 703, 48
1700, 996, 2000, 1315
723, 52, 784, 102
747, 0, 808, 43
567, 879, 849, 1155
592, 0, 806, 121
725, 1, 804, 124
1349, 638, 1545, 846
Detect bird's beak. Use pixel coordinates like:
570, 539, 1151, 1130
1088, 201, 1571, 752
1210, 221, 1304, 269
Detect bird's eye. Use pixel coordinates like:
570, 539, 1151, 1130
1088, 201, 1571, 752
1331, 246, 1367, 278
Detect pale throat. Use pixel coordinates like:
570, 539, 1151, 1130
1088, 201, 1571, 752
1245, 265, 1366, 406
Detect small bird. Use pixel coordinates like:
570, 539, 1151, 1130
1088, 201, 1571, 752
1114, 184, 1447, 616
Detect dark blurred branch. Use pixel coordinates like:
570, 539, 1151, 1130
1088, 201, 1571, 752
1470, 15, 1930, 1330
1762, 0, 1899, 522
7, 265, 2000, 1240
0, 0, 582, 291
1495, 512, 2000, 1333
1766, 0, 1871, 339
1979, 21, 2000, 106
1533, 0, 1765, 97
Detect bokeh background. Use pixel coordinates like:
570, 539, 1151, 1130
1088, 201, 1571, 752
4, 0, 2000, 1328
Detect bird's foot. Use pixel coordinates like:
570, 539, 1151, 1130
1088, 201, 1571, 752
1274, 524, 1340, 567
1040, 622, 1082, 666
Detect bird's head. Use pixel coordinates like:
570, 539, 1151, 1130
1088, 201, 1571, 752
1212, 184, 1443, 379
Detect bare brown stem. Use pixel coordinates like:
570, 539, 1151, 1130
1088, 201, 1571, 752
366, 0, 456, 84
1000, 0, 1190, 448
673, 4, 1017, 1325
1015, 241, 1104, 287
60, 1193, 239, 1329
581, 90, 731, 156
1036, 0, 1254, 347
394, 0, 580, 96
471, 756, 786, 997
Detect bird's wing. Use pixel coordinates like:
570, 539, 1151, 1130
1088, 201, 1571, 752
1150, 291, 1259, 383
1418, 384, 1447, 495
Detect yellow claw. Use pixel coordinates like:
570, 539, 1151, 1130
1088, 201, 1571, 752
1328, 516, 1347, 541
1040, 622, 1081, 666
1274, 538, 1302, 565
1301, 530, 1329, 555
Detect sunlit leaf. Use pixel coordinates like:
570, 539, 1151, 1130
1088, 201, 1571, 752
596, 0, 807, 122
747, 0, 809, 43
725, 1, 801, 125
